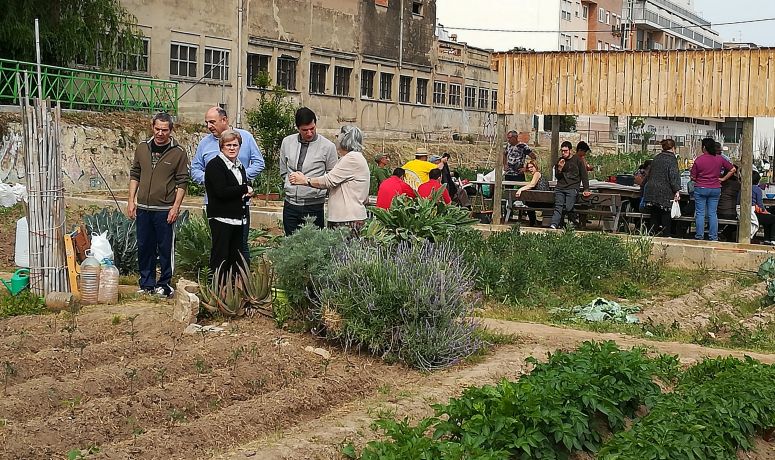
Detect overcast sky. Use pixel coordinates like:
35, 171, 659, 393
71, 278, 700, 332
437, 0, 775, 49
694, 0, 775, 46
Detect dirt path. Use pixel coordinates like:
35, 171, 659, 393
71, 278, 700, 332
214, 319, 775, 459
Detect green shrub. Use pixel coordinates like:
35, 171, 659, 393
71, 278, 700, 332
267, 223, 348, 323
599, 356, 775, 459
315, 241, 483, 370
363, 188, 477, 245
446, 227, 637, 301
0, 290, 44, 318
355, 341, 679, 459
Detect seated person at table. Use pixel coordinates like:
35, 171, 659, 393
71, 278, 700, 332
550, 141, 591, 229
402, 147, 440, 184
717, 166, 740, 242
515, 160, 549, 226
376, 167, 416, 209
752, 170, 775, 245
417, 168, 452, 204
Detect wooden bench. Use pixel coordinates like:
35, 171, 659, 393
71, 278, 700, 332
505, 190, 623, 230
674, 215, 740, 239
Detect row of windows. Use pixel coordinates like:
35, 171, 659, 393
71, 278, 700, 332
598, 7, 621, 27
248, 53, 495, 109
169, 42, 230, 80
433, 81, 497, 111
83, 39, 496, 110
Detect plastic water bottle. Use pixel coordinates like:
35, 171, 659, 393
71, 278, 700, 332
80, 251, 101, 305
97, 259, 119, 305
680, 171, 690, 192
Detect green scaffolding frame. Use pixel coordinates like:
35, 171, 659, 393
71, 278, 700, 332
0, 59, 178, 114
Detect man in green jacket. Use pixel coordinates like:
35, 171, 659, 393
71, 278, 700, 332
370, 152, 391, 195
127, 112, 190, 297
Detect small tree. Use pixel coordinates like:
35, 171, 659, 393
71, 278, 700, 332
245, 73, 297, 198
245, 72, 297, 161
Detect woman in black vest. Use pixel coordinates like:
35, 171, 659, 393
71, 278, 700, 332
205, 130, 252, 281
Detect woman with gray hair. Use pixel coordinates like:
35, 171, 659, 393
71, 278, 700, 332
289, 125, 370, 235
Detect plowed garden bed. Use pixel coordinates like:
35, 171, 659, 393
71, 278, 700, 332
0, 302, 411, 459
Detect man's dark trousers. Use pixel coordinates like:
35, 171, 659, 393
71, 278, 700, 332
136, 209, 174, 291
282, 202, 325, 235
551, 188, 579, 228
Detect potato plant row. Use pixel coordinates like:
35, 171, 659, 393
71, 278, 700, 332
349, 343, 775, 460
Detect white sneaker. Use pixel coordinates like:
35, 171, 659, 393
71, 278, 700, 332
154, 285, 174, 298
549, 224, 558, 229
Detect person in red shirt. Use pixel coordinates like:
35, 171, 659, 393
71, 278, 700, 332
376, 167, 416, 209
417, 168, 452, 204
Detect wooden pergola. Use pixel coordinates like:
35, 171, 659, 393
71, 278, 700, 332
492, 48, 775, 243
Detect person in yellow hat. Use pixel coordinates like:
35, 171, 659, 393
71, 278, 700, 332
402, 147, 440, 185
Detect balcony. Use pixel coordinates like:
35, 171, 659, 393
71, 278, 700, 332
635, 0, 710, 27
627, 5, 722, 49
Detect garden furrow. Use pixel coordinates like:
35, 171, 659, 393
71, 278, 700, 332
0, 348, 391, 459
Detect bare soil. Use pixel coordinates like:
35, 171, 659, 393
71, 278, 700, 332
636, 277, 770, 330
2, 294, 775, 459
0, 301, 412, 459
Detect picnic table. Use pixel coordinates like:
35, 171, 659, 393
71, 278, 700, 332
471, 180, 639, 229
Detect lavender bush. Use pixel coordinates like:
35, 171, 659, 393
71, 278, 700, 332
314, 240, 484, 371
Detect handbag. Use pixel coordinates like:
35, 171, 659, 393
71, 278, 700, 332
671, 200, 681, 219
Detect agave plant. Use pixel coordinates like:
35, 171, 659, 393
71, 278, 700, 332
236, 256, 273, 318
199, 264, 248, 317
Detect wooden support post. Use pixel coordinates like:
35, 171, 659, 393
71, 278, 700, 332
739, 118, 754, 244
492, 114, 506, 224
550, 115, 560, 179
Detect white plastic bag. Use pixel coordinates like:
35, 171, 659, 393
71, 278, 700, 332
90, 231, 114, 263
670, 200, 681, 219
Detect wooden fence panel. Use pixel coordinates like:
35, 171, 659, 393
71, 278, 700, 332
493, 49, 775, 117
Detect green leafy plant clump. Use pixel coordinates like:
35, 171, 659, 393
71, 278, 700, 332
447, 227, 649, 302
315, 240, 484, 371
267, 223, 348, 324
352, 341, 679, 459
757, 256, 775, 303
599, 356, 775, 459
363, 188, 477, 245
0, 289, 45, 318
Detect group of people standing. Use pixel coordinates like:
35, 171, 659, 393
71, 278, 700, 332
127, 107, 466, 294
637, 136, 775, 243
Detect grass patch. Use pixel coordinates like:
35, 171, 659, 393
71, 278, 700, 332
464, 328, 522, 365
0, 290, 45, 318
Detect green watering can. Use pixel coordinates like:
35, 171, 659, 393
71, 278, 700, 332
1, 269, 30, 296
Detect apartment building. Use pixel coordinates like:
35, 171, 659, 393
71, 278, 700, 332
584, 0, 624, 50
114, 0, 520, 137
623, 0, 722, 50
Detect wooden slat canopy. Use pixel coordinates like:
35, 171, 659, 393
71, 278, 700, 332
493, 49, 775, 118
